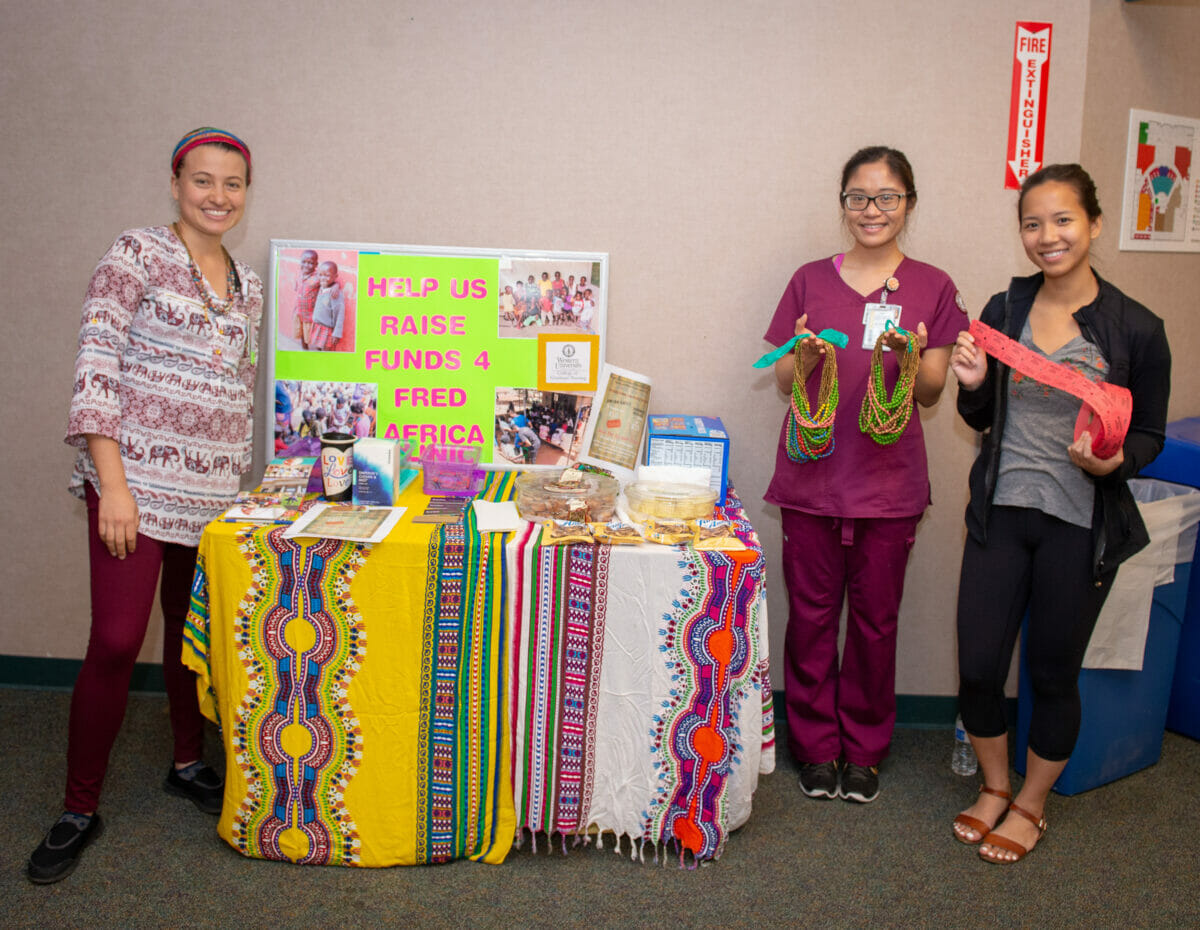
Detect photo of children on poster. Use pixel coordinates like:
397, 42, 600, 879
276, 248, 359, 353
498, 260, 602, 338
275, 379, 378, 455
494, 388, 591, 466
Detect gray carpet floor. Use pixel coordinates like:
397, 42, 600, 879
4, 687, 1196, 929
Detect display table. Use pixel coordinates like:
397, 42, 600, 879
184, 473, 773, 868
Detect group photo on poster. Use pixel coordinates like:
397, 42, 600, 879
275, 379, 379, 454
493, 388, 592, 466
498, 260, 602, 337
275, 247, 360, 352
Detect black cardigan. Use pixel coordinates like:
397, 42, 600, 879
957, 271, 1172, 578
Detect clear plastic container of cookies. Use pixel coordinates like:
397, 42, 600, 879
624, 481, 718, 522
514, 470, 619, 522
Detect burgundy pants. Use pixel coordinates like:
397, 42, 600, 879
780, 508, 919, 767
64, 486, 205, 813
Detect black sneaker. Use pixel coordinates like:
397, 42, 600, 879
799, 761, 839, 799
839, 763, 880, 803
27, 812, 104, 884
164, 761, 224, 814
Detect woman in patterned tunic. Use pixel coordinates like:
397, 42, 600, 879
28, 129, 263, 884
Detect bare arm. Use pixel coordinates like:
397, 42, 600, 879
86, 434, 138, 558
914, 344, 951, 407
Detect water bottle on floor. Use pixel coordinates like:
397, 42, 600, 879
952, 714, 978, 775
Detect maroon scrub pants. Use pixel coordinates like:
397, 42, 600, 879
64, 485, 206, 813
780, 508, 919, 767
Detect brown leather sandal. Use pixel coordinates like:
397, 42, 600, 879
978, 801, 1048, 864
953, 785, 1012, 845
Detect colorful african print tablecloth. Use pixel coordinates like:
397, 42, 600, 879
184, 473, 772, 868
183, 475, 516, 867
507, 487, 774, 865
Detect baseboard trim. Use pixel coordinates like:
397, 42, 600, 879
0, 655, 165, 693
2, 656, 1012, 728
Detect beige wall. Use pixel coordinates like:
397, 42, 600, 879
3, 1, 1195, 697
1080, 0, 1200, 424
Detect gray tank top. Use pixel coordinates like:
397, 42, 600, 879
993, 319, 1109, 528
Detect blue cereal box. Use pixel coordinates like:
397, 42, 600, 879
353, 438, 409, 505
645, 415, 730, 505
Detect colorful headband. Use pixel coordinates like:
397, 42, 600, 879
171, 127, 252, 183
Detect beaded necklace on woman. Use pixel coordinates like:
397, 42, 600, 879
172, 221, 237, 315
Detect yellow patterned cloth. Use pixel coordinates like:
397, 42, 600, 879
183, 478, 515, 867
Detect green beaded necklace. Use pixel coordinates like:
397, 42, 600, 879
785, 335, 838, 462
858, 323, 920, 445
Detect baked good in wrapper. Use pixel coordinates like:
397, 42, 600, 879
693, 519, 746, 550
645, 519, 694, 545
592, 520, 643, 544
541, 520, 594, 545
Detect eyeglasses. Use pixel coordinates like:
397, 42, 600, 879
840, 192, 909, 212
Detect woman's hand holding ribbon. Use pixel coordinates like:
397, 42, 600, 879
1069, 430, 1124, 477
772, 313, 825, 391
881, 321, 928, 354
950, 330, 988, 390
794, 313, 827, 373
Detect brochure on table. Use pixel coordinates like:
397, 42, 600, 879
284, 502, 406, 544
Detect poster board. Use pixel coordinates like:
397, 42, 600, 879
267, 241, 607, 468
1119, 108, 1200, 253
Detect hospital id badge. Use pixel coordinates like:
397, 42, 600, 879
862, 303, 901, 350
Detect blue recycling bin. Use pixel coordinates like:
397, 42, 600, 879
1015, 563, 1190, 795
1014, 473, 1200, 794
1141, 417, 1200, 740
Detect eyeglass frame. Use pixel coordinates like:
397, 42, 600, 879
839, 191, 913, 212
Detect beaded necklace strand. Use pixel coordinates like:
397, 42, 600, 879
172, 222, 237, 316
858, 323, 920, 445
785, 335, 839, 462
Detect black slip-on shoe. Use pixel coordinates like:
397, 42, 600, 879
27, 812, 104, 884
164, 761, 224, 814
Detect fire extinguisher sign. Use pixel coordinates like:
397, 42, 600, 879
1005, 22, 1053, 191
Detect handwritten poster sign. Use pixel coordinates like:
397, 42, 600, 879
267, 241, 608, 466
1005, 21, 1053, 191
